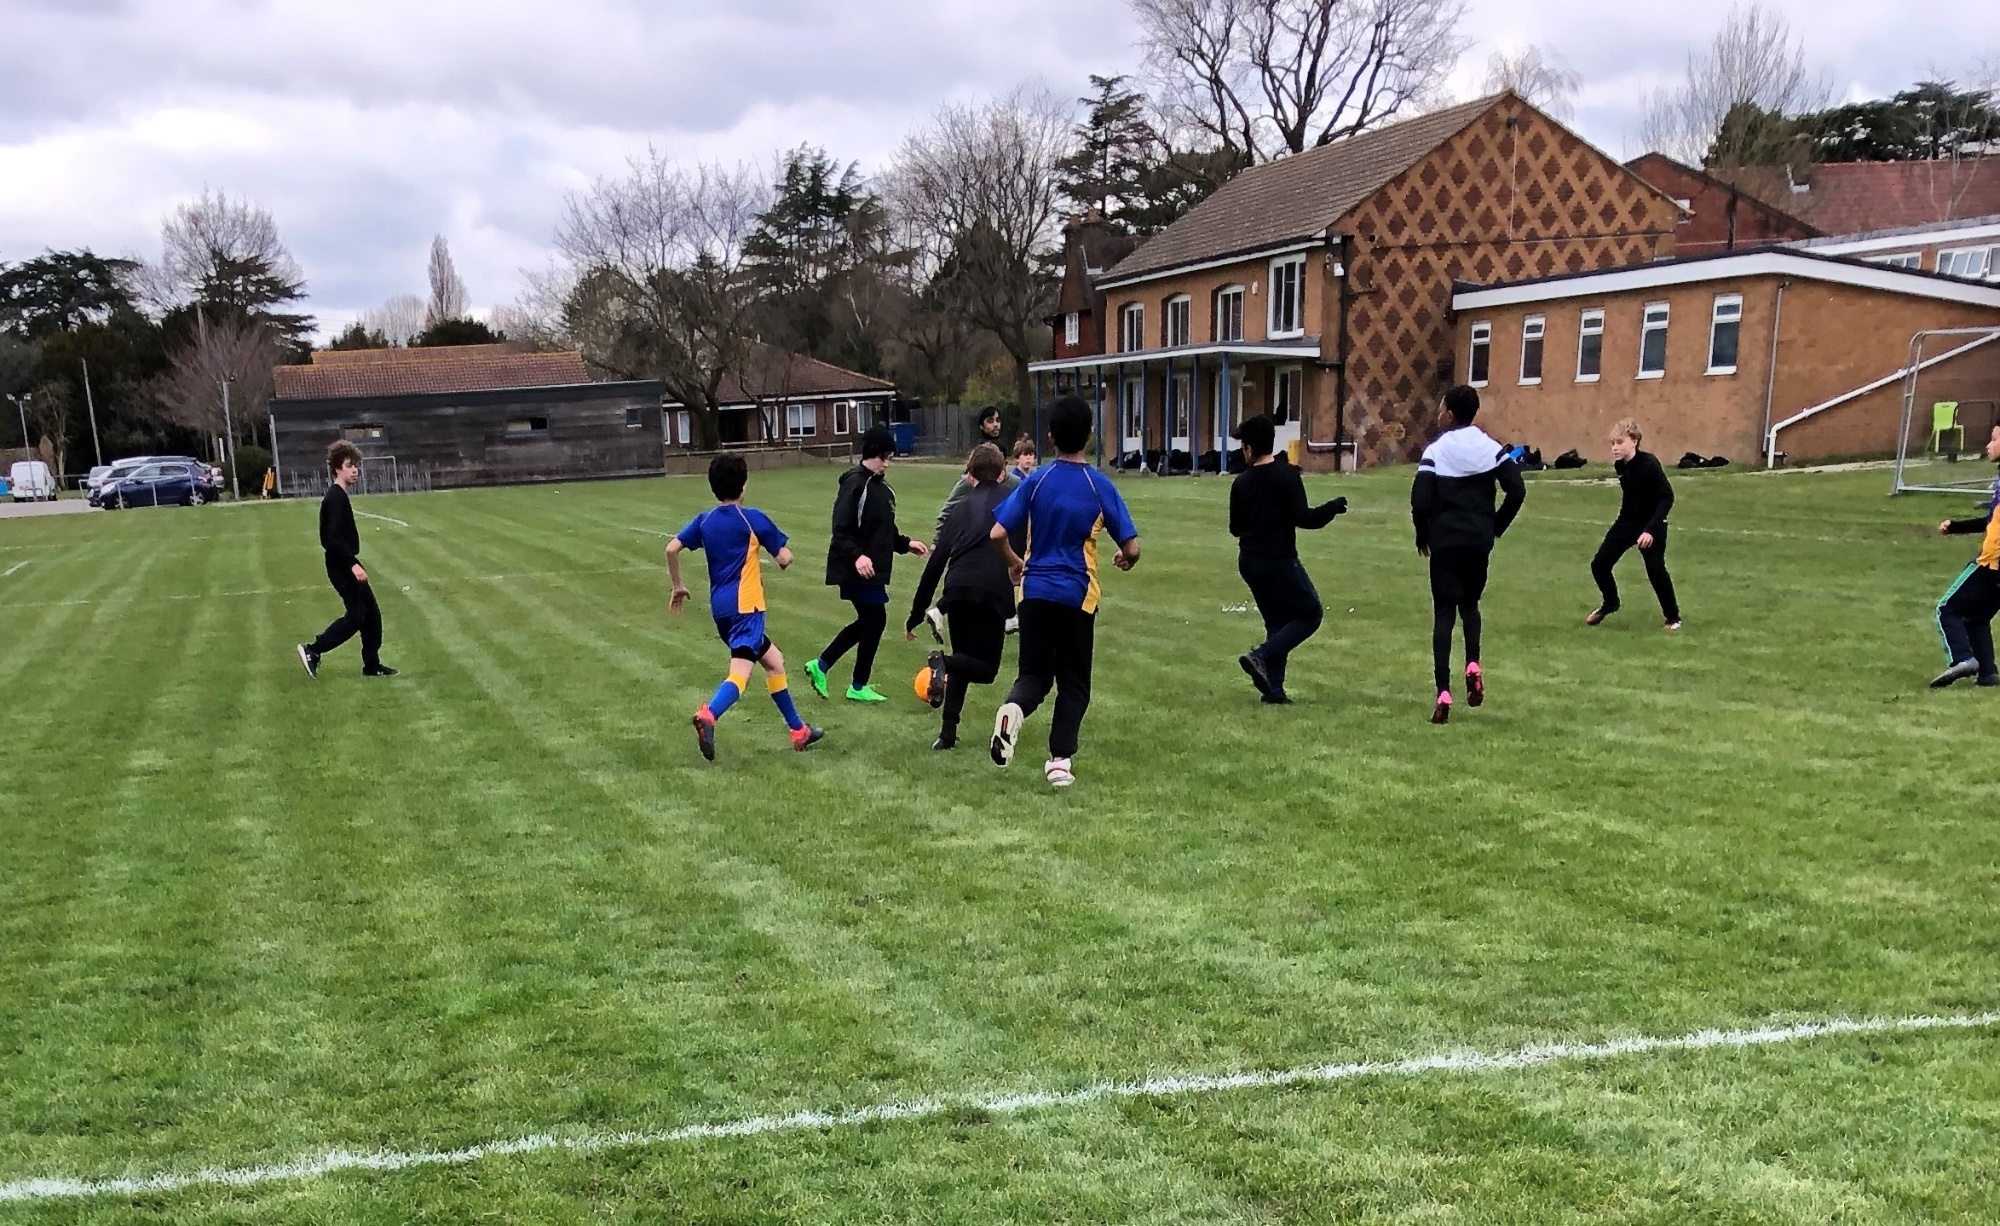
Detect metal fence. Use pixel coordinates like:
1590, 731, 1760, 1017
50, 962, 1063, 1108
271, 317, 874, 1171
902, 404, 981, 458
280, 456, 434, 499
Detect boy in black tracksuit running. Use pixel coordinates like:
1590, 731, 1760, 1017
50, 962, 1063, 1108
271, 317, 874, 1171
1587, 418, 1681, 630
905, 443, 1021, 749
808, 425, 928, 703
1930, 425, 2000, 688
1411, 385, 1524, 724
1229, 414, 1347, 704
297, 440, 395, 679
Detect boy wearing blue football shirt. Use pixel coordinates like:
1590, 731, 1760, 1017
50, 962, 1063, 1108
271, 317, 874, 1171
666, 454, 825, 761
987, 395, 1141, 787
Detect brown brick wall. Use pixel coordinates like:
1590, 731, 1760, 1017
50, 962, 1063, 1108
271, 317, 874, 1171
1625, 154, 1816, 257
1101, 252, 1328, 351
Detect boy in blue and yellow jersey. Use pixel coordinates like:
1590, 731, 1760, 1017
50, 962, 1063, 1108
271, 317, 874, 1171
666, 453, 825, 759
986, 395, 1141, 788
1930, 425, 2000, 688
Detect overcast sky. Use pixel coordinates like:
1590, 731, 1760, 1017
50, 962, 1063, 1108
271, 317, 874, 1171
0, 0, 1991, 335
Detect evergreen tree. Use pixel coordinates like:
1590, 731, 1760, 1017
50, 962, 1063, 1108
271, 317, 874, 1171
1803, 81, 2000, 162
328, 322, 392, 351
744, 146, 903, 372
0, 250, 139, 340
412, 317, 501, 347
1056, 75, 1246, 236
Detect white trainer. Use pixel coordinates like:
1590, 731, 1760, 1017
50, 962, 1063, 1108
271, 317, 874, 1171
1044, 757, 1074, 787
990, 702, 1023, 767
924, 606, 947, 644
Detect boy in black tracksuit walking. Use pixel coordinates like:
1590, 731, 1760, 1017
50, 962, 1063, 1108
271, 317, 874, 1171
1586, 418, 1682, 630
1411, 385, 1524, 725
1930, 424, 2000, 688
297, 440, 395, 679
807, 425, 927, 703
1229, 414, 1347, 704
905, 443, 1020, 749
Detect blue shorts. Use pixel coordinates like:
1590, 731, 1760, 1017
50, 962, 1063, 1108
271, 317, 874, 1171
841, 583, 889, 607
714, 612, 772, 660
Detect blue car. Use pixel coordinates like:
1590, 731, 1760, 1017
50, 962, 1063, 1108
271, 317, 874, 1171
90, 460, 220, 509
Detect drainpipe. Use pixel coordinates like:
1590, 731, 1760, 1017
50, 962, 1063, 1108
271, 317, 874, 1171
1760, 279, 1790, 467
1305, 232, 1350, 466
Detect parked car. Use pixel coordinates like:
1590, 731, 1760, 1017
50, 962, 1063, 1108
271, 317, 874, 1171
8, 461, 57, 502
90, 461, 219, 509
84, 465, 113, 494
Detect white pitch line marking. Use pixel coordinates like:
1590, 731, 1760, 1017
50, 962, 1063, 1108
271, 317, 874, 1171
355, 510, 410, 527
1, 1010, 1992, 1205
1, 559, 29, 577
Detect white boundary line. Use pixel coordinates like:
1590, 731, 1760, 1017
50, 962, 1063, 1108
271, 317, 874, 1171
355, 509, 410, 527
3, 1010, 1993, 1205
1, 559, 29, 577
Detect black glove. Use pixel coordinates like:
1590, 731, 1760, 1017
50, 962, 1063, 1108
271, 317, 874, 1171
1326, 497, 1349, 516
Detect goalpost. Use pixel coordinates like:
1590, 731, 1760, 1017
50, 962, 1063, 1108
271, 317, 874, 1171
1891, 326, 2000, 496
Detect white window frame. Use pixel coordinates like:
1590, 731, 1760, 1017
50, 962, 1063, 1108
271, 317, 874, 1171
1163, 294, 1192, 347
675, 410, 691, 445
1937, 246, 1994, 280
1467, 320, 1491, 387
1638, 302, 1670, 379
1118, 303, 1145, 353
1170, 370, 1192, 446
1213, 285, 1245, 343
1867, 252, 1922, 270
785, 403, 815, 439
1575, 308, 1604, 383
1064, 312, 1080, 347
1268, 255, 1306, 339
1120, 374, 1145, 447
1272, 365, 1302, 427
1518, 315, 1546, 385
1707, 293, 1743, 376
834, 401, 851, 436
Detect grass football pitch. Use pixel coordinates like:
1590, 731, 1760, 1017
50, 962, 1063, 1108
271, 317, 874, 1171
2, 460, 1997, 1223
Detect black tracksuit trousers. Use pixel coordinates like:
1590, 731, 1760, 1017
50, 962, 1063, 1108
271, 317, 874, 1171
1937, 563, 2000, 680
1004, 599, 1095, 760
819, 600, 888, 687
1239, 555, 1323, 691
1591, 522, 1680, 622
940, 604, 1006, 742
309, 559, 383, 670
1429, 547, 1488, 694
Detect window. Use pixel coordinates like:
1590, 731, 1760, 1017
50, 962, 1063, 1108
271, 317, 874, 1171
1638, 303, 1669, 378
1164, 295, 1191, 347
1213, 285, 1244, 342
1938, 246, 1996, 280
505, 417, 549, 438
834, 401, 851, 436
342, 423, 385, 441
1467, 321, 1491, 386
1868, 252, 1922, 269
1272, 366, 1302, 426
1269, 256, 1305, 337
1119, 303, 1145, 352
1519, 316, 1545, 384
785, 404, 815, 439
1121, 374, 1144, 442
1064, 313, 1079, 346
1576, 309, 1604, 382
1707, 294, 1742, 374
1170, 372, 1192, 440
624, 407, 643, 428
675, 410, 691, 445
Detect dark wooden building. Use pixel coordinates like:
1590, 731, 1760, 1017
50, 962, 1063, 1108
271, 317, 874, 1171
270, 345, 665, 492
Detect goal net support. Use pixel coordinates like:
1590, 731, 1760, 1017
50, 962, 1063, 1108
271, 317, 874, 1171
1892, 326, 2000, 496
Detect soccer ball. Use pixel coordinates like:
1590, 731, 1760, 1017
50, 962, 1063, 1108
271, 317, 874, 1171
914, 666, 934, 704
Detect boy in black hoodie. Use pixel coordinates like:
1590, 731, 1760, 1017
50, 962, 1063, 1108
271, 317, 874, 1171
905, 443, 1020, 749
1411, 385, 1525, 724
1229, 414, 1347, 704
297, 440, 395, 679
807, 426, 927, 702
1586, 418, 1681, 630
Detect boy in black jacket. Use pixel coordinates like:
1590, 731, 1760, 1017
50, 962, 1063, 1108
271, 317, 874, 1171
1229, 414, 1346, 704
1586, 419, 1682, 631
1411, 386, 1524, 724
905, 443, 1020, 749
1930, 425, 2000, 688
807, 425, 927, 703
298, 441, 395, 679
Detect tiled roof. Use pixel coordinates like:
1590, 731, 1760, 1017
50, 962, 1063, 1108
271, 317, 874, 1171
1103, 95, 1504, 282
1719, 160, 2000, 237
710, 344, 894, 407
1789, 211, 2000, 248
274, 346, 591, 400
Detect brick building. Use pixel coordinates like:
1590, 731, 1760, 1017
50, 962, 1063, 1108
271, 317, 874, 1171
663, 344, 894, 450
1789, 214, 2000, 280
271, 345, 665, 492
1030, 91, 1682, 470
1449, 249, 2000, 466
1050, 216, 1140, 364
1624, 154, 1820, 256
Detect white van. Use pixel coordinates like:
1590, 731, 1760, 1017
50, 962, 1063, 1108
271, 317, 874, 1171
8, 461, 56, 502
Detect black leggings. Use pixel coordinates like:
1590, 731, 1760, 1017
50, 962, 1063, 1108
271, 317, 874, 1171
1591, 523, 1680, 622
309, 560, 383, 670
940, 604, 1006, 739
819, 600, 888, 687
1429, 547, 1488, 694
1005, 599, 1095, 760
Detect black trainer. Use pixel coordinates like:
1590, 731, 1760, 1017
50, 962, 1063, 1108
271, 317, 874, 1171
1238, 652, 1274, 697
1932, 659, 1981, 688
1260, 690, 1293, 705
297, 644, 320, 679
363, 664, 399, 677
925, 650, 947, 708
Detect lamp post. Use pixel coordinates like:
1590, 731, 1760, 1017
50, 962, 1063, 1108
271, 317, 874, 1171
6, 391, 29, 460
218, 376, 240, 502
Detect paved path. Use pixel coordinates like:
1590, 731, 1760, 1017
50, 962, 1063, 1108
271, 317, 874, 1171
0, 499, 97, 520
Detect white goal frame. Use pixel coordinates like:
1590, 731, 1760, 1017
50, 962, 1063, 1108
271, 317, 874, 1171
1892, 326, 2000, 495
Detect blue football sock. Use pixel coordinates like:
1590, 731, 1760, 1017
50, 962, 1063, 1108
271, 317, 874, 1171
708, 675, 744, 720
767, 673, 805, 731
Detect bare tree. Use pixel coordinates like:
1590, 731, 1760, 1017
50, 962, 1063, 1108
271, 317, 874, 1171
28, 380, 73, 477
1132, 0, 1468, 162
146, 188, 303, 309
359, 293, 427, 346
554, 151, 767, 449
1485, 45, 1582, 122
1639, 2, 1829, 166
889, 86, 1071, 416
490, 264, 577, 351
158, 309, 278, 446
426, 235, 469, 326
